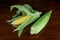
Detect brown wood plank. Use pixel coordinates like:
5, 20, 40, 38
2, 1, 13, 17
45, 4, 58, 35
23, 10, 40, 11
0, 0, 60, 40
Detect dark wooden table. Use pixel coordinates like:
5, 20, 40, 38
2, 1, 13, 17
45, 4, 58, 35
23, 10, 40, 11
0, 0, 60, 40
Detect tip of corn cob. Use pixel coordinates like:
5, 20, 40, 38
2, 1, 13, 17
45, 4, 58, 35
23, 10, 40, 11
30, 28, 38, 35
30, 31, 34, 35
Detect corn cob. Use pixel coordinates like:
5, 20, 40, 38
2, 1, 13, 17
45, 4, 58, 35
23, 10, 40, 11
11, 16, 30, 25
30, 10, 52, 35
13, 12, 41, 37
7, 4, 42, 37
17, 15, 40, 37
13, 11, 41, 31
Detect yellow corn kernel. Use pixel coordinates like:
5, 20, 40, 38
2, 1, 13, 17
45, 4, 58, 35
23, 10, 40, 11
11, 16, 30, 25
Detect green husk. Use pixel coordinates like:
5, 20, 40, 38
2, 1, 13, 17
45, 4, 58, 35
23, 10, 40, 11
7, 4, 52, 37
8, 4, 41, 37
13, 11, 41, 31
18, 28, 24, 37
30, 10, 52, 35
15, 13, 40, 37
7, 16, 22, 22
24, 4, 35, 13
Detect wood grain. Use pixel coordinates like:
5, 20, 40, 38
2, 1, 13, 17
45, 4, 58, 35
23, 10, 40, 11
0, 0, 60, 40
